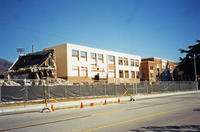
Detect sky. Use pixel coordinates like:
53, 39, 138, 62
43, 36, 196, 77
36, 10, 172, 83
0, 0, 200, 62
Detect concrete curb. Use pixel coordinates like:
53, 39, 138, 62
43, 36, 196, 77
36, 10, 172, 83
0, 91, 199, 114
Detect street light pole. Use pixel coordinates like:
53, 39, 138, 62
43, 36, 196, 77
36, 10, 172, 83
194, 54, 198, 90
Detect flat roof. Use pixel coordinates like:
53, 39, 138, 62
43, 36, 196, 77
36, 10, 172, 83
142, 57, 174, 62
46, 43, 141, 59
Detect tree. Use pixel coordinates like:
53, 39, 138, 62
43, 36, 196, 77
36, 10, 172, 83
178, 40, 200, 81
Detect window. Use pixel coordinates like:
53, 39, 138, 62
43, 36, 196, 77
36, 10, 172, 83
91, 53, 96, 59
125, 71, 129, 78
150, 73, 154, 78
72, 66, 79, 76
108, 55, 114, 61
136, 71, 139, 79
91, 66, 97, 71
130, 59, 134, 66
80, 51, 87, 58
98, 54, 103, 61
72, 50, 78, 57
118, 57, 123, 65
124, 58, 128, 66
119, 70, 123, 78
135, 59, 139, 67
80, 67, 87, 77
150, 66, 154, 70
131, 71, 135, 78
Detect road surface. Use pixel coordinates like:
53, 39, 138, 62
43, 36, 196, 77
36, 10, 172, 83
0, 93, 200, 132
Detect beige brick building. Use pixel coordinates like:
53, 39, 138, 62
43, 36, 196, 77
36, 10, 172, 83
45, 43, 141, 84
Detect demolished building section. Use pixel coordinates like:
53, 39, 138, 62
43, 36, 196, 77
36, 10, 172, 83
0, 49, 70, 86
8, 49, 57, 80
3, 49, 73, 86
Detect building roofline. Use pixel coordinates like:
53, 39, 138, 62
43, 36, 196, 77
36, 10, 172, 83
48, 43, 141, 58
142, 57, 175, 62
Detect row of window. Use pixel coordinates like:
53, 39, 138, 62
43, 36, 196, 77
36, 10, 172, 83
72, 50, 104, 62
118, 57, 139, 67
72, 50, 139, 67
72, 66, 139, 79
119, 70, 139, 79
72, 66, 88, 77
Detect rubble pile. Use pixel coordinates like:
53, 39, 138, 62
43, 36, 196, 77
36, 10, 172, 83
46, 78, 72, 86
2, 80, 21, 86
0, 78, 72, 86
0, 79, 4, 86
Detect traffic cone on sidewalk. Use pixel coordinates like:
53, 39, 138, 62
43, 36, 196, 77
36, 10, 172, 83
104, 99, 107, 105
80, 102, 84, 108
51, 104, 55, 112
90, 102, 94, 107
118, 98, 120, 103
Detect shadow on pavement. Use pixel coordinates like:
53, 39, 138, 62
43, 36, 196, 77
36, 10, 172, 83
130, 125, 200, 132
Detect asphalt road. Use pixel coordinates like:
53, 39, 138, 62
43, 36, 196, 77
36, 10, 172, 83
0, 93, 200, 132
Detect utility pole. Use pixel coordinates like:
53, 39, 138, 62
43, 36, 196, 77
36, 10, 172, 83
32, 45, 34, 53
194, 54, 198, 90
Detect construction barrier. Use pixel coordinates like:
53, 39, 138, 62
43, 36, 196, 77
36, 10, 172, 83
0, 81, 198, 103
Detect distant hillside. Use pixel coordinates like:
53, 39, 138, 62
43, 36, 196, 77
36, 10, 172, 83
0, 58, 12, 73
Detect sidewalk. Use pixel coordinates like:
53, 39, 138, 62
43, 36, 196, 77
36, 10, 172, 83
0, 91, 199, 114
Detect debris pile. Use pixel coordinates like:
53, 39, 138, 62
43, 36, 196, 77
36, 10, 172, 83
0, 79, 4, 86
47, 78, 72, 86
2, 80, 21, 86
0, 78, 72, 86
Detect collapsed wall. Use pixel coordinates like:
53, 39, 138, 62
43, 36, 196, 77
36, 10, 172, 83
8, 49, 57, 80
0, 49, 72, 86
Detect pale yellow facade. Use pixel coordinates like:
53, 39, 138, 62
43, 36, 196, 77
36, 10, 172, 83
45, 44, 68, 78
45, 43, 141, 84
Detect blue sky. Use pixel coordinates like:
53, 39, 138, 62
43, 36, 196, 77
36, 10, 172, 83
0, 0, 200, 62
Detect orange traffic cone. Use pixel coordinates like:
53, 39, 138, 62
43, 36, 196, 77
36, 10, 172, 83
51, 104, 55, 112
104, 99, 107, 105
118, 98, 120, 103
80, 102, 84, 108
90, 102, 94, 107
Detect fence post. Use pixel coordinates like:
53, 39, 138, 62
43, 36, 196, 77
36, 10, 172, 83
136, 83, 138, 95
92, 84, 95, 96
146, 82, 148, 94
79, 84, 81, 97
104, 83, 107, 96
43, 81, 48, 108
196, 81, 199, 91
0, 85, 1, 103
24, 86, 28, 107
48, 86, 50, 99
174, 82, 176, 92
65, 85, 68, 98
114, 84, 117, 96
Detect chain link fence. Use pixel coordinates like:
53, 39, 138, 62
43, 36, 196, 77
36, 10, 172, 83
0, 79, 198, 103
